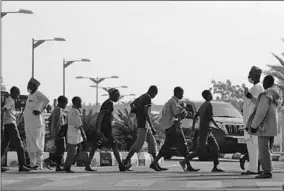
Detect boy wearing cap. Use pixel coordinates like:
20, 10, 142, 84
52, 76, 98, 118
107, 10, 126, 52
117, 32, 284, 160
1, 87, 31, 172
85, 88, 128, 171
240, 66, 264, 175
24, 78, 50, 170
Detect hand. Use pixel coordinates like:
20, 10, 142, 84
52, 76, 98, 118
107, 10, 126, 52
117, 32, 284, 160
246, 92, 252, 99
250, 127, 258, 133
33, 110, 41, 115
151, 128, 157, 135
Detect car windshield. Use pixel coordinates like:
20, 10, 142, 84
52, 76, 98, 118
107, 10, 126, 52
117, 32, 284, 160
195, 101, 242, 118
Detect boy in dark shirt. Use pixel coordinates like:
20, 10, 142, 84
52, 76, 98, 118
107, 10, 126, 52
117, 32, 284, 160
123, 85, 161, 171
191, 90, 224, 172
85, 88, 128, 171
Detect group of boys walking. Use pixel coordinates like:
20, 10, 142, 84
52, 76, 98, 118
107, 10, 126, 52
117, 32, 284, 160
1, 76, 225, 173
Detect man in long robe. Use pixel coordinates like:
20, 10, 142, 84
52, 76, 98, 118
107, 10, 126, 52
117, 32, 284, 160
24, 78, 49, 170
240, 66, 264, 175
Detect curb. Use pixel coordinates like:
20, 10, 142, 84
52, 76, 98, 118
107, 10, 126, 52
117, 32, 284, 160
3, 151, 163, 167
221, 153, 283, 161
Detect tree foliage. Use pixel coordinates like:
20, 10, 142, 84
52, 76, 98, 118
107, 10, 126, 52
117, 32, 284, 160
210, 79, 246, 111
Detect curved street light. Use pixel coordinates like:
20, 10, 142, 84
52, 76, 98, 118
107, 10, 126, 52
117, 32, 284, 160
32, 37, 66, 78
63, 58, 91, 96
75, 75, 120, 110
1, 9, 33, 18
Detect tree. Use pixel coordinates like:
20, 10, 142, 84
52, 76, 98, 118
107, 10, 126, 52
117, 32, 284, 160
210, 79, 246, 111
265, 43, 284, 103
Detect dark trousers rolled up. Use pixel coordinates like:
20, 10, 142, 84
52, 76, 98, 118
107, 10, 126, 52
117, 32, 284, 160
158, 126, 191, 159
49, 138, 65, 168
1, 123, 27, 169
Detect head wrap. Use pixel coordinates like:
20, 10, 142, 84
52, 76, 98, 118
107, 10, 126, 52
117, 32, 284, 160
28, 78, 41, 88
248, 66, 262, 78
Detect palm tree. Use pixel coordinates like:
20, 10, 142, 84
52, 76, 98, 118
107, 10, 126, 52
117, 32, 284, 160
113, 108, 163, 151
266, 40, 284, 99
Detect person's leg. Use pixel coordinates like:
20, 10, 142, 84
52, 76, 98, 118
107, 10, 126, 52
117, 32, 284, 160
85, 143, 97, 171
1, 125, 11, 172
146, 128, 162, 171
176, 129, 199, 172
8, 124, 30, 171
256, 136, 272, 179
55, 138, 65, 171
123, 128, 147, 166
246, 136, 259, 173
1, 125, 11, 160
207, 134, 224, 172
153, 128, 172, 164
111, 140, 128, 171
63, 144, 77, 172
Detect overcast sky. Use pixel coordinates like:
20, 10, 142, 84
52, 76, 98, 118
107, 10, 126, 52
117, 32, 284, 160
2, 1, 284, 105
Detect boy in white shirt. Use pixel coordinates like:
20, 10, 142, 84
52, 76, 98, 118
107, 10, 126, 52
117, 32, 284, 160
63, 96, 85, 173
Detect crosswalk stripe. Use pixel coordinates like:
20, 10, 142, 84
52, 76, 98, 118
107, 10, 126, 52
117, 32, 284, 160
2, 180, 23, 186
115, 180, 156, 187
185, 181, 223, 189
256, 182, 284, 187
34, 180, 89, 188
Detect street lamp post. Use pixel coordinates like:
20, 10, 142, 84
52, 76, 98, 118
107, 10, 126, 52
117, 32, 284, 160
63, 58, 90, 96
76, 75, 119, 110
90, 85, 128, 92
1, 9, 33, 18
32, 37, 65, 78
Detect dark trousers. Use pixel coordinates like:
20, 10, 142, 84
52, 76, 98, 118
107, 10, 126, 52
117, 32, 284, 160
159, 126, 190, 158
49, 138, 65, 167
188, 132, 220, 166
64, 143, 80, 170
1, 123, 26, 168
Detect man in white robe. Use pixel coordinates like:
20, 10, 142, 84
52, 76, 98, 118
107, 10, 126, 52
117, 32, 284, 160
241, 66, 264, 175
24, 78, 49, 170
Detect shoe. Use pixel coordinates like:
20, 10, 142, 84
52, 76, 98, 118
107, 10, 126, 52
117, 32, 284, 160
119, 164, 128, 172
241, 171, 258, 175
157, 164, 168, 171
179, 160, 187, 172
123, 160, 132, 171
186, 167, 200, 172
255, 172, 272, 179
149, 163, 161, 171
85, 167, 97, 172
239, 158, 245, 170
31, 165, 39, 170
1, 167, 9, 172
19, 165, 31, 172
43, 162, 52, 170
212, 167, 225, 172
56, 167, 65, 172
64, 169, 75, 173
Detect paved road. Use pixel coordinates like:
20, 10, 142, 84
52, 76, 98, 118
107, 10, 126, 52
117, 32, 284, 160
1, 160, 284, 191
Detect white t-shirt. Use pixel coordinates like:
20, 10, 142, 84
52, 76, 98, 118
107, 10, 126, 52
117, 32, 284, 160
67, 108, 83, 145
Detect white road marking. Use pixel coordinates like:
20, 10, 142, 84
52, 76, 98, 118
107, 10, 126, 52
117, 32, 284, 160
256, 182, 284, 187
2, 180, 23, 186
115, 180, 156, 187
186, 180, 223, 189
35, 180, 89, 188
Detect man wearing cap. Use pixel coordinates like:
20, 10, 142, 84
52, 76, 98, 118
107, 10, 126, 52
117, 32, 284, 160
85, 88, 128, 171
24, 78, 50, 170
240, 66, 264, 175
